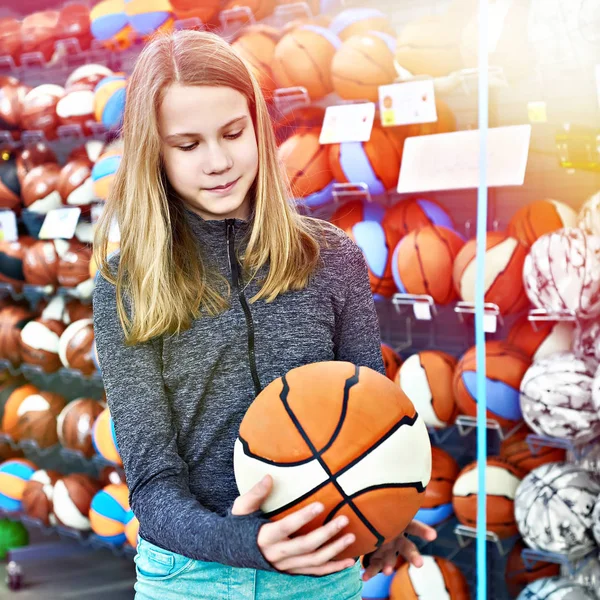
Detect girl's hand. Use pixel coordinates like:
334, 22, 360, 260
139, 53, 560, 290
232, 475, 357, 576
361, 520, 438, 582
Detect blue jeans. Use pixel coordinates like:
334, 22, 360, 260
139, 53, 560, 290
134, 537, 363, 600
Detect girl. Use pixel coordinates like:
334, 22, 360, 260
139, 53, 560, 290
92, 29, 435, 600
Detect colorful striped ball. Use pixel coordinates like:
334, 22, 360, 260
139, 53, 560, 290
124, 0, 173, 36
0, 458, 37, 512
90, 0, 134, 51
92, 407, 122, 466
91, 144, 123, 200
93, 75, 127, 130
89, 483, 130, 545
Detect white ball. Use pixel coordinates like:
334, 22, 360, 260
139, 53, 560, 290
517, 576, 597, 599
523, 228, 600, 319
514, 463, 600, 554
573, 318, 600, 364
570, 555, 600, 597
519, 352, 600, 441
592, 496, 600, 547
578, 191, 600, 237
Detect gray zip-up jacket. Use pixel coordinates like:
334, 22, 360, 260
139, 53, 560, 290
92, 207, 385, 572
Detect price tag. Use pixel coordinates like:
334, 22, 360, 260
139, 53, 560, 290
39, 207, 81, 240
413, 301, 432, 321
527, 101, 547, 123
379, 80, 437, 127
398, 124, 531, 193
319, 102, 375, 145
0, 210, 18, 242
483, 312, 497, 333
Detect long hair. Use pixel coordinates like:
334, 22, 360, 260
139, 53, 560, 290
93, 30, 328, 345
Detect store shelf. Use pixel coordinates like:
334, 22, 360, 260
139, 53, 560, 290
526, 433, 600, 462
0, 508, 135, 560
454, 524, 516, 557
0, 434, 120, 474
521, 546, 596, 577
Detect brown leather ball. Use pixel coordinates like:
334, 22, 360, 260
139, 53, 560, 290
64, 298, 93, 324
23, 240, 60, 286
0, 77, 30, 137
4, 388, 66, 446
52, 473, 101, 530
22, 469, 62, 526
21, 163, 63, 213
16, 142, 58, 186
20, 317, 66, 373
20, 84, 65, 140
58, 159, 94, 207
57, 241, 92, 288
0, 305, 34, 366
0, 236, 36, 291
0, 20, 21, 66
57, 397, 105, 457
59, 319, 95, 374
21, 11, 60, 62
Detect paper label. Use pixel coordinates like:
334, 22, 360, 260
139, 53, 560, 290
319, 102, 375, 145
379, 80, 437, 127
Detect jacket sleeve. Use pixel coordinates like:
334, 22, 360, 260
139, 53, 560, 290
332, 232, 386, 378
92, 263, 275, 571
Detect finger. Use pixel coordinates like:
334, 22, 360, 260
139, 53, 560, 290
404, 520, 437, 542
288, 558, 356, 576
258, 502, 325, 548
381, 549, 399, 576
268, 515, 350, 563
396, 536, 423, 568
275, 532, 355, 571
231, 475, 272, 516
362, 555, 384, 581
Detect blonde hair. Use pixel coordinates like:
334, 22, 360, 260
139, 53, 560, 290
94, 30, 328, 345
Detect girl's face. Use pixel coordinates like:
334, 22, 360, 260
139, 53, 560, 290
159, 84, 259, 221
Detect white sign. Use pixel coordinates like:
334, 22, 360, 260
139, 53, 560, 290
39, 207, 81, 240
319, 102, 375, 145
379, 80, 437, 127
397, 124, 531, 194
0, 210, 18, 242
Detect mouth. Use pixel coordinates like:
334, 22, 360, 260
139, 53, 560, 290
204, 177, 240, 193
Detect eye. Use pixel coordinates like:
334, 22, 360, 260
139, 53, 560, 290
225, 129, 244, 140
177, 142, 198, 152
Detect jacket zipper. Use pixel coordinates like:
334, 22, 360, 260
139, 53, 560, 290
226, 220, 262, 397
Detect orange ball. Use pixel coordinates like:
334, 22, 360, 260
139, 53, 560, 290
500, 428, 567, 474
390, 555, 470, 599
381, 342, 402, 380
234, 361, 431, 560
222, 0, 276, 22
506, 315, 574, 361
232, 25, 279, 102
169, 0, 221, 23
507, 199, 578, 247
277, 130, 332, 198
453, 232, 529, 315
415, 446, 459, 526
395, 350, 459, 429
392, 225, 464, 305
272, 25, 341, 101
329, 125, 404, 194
331, 32, 396, 102
452, 457, 524, 538
453, 341, 530, 430
330, 8, 395, 42
504, 539, 560, 598
382, 197, 453, 244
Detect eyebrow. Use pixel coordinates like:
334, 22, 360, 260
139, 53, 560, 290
164, 116, 248, 142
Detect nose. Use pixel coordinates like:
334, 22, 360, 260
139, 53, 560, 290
204, 141, 232, 175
